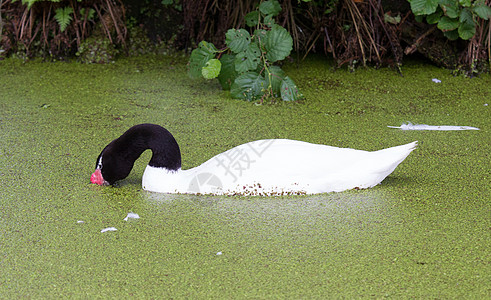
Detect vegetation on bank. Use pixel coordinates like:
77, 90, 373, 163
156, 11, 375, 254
0, 0, 490, 79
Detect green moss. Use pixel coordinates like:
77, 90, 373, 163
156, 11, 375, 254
0, 56, 489, 298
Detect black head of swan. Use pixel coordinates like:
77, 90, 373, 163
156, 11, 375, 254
91, 124, 181, 185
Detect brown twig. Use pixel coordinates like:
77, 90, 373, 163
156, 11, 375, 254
324, 26, 336, 59
105, 0, 125, 46
345, 0, 366, 65
404, 26, 436, 55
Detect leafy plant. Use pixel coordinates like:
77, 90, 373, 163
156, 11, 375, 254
54, 7, 74, 32
188, 0, 303, 102
15, 0, 38, 9
409, 0, 491, 40
79, 8, 95, 21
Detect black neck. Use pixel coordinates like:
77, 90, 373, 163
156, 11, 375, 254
108, 124, 182, 170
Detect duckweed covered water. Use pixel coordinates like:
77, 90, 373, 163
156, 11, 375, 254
0, 56, 489, 298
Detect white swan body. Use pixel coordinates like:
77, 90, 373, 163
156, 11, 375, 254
142, 139, 418, 196
91, 124, 417, 196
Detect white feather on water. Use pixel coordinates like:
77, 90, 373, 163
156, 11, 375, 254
123, 212, 140, 221
101, 227, 117, 233
388, 122, 479, 131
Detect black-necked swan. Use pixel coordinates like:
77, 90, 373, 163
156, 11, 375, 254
90, 124, 417, 195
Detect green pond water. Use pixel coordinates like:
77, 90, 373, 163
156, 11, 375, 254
0, 55, 489, 298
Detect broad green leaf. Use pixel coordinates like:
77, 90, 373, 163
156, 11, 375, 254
188, 41, 218, 79
458, 21, 475, 40
437, 16, 459, 30
217, 54, 237, 90
259, 0, 281, 16
459, 8, 474, 25
253, 29, 268, 46
440, 0, 460, 18
280, 76, 303, 101
426, 10, 442, 24
264, 24, 293, 62
245, 11, 259, 27
409, 0, 439, 15
443, 6, 460, 18
225, 29, 251, 53
458, 0, 471, 7
55, 7, 74, 32
473, 4, 491, 20
234, 43, 261, 73
265, 66, 285, 97
201, 59, 221, 79
230, 72, 266, 101
443, 29, 459, 40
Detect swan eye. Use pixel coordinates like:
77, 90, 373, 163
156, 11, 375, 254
96, 156, 103, 169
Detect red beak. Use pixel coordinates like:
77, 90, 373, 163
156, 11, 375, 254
90, 169, 108, 185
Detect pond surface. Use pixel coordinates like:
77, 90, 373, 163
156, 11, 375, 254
0, 56, 489, 297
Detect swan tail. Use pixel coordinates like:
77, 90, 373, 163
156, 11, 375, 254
375, 141, 418, 156
370, 141, 417, 175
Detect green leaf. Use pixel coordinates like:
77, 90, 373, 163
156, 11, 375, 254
217, 54, 237, 90
230, 72, 266, 101
259, 0, 281, 16
245, 11, 259, 27
265, 66, 285, 97
444, 6, 460, 18
440, 0, 460, 18
225, 29, 251, 53
188, 41, 218, 79
443, 29, 459, 40
20, 0, 38, 9
264, 24, 293, 62
234, 43, 261, 73
253, 29, 268, 46
426, 10, 442, 24
201, 59, 221, 79
437, 16, 459, 30
458, 0, 471, 7
384, 13, 401, 24
409, 0, 439, 15
473, 4, 491, 20
263, 14, 275, 28
280, 76, 303, 101
54, 7, 74, 32
459, 8, 474, 25
80, 8, 95, 20
458, 20, 476, 40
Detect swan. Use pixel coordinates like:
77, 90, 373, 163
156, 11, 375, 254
90, 124, 417, 196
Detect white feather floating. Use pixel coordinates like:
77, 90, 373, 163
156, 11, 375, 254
123, 212, 140, 221
388, 122, 480, 131
101, 227, 117, 233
